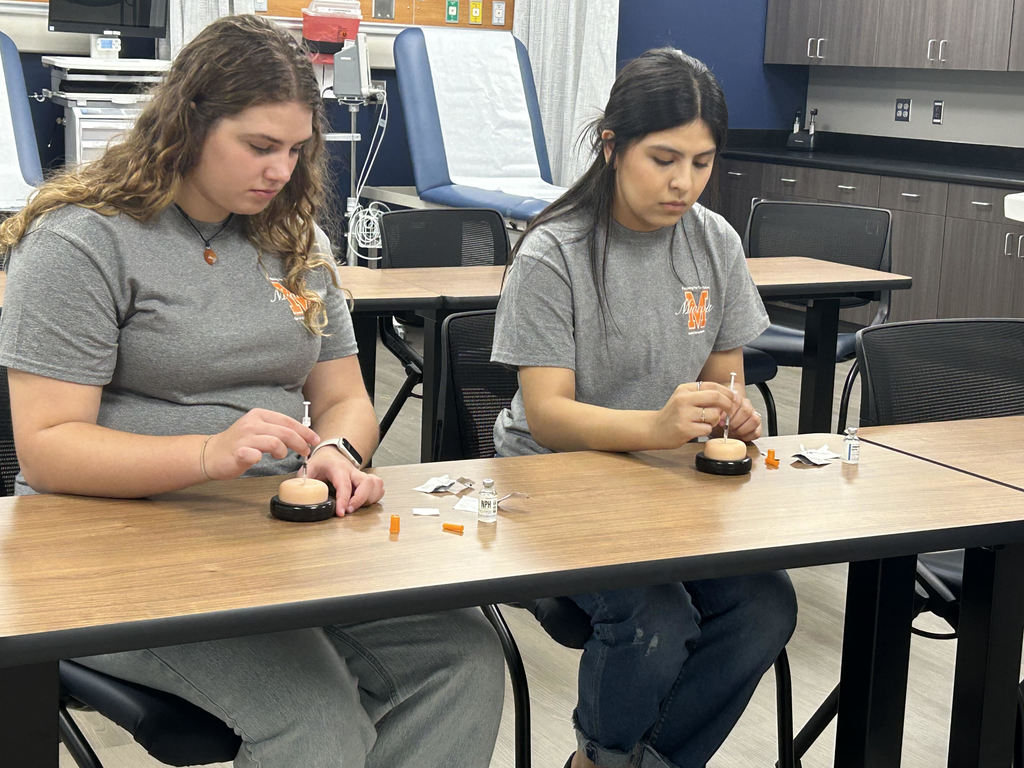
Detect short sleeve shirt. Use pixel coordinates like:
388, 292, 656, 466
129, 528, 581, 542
0, 205, 357, 487
491, 203, 769, 456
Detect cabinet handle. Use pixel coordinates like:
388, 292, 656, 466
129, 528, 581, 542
780, 178, 797, 184
971, 200, 993, 207
938, 39, 948, 62
837, 185, 856, 191
1018, 235, 1023, 259
807, 37, 816, 58
900, 192, 921, 198
727, 171, 745, 177
816, 38, 825, 59
927, 38, 937, 60
1005, 233, 1014, 256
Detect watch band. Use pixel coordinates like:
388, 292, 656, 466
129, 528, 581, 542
310, 438, 363, 468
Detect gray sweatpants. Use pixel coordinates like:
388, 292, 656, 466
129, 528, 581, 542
77, 608, 505, 767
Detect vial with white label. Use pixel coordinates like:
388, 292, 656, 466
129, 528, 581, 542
478, 478, 498, 523
843, 427, 860, 464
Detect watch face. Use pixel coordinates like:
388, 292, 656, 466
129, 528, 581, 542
340, 438, 363, 466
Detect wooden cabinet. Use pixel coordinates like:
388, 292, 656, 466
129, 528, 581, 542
772, 0, 1015, 70
887, 211, 947, 321
1011, 0, 1024, 71
942, 0, 1014, 70
764, 0, 821, 65
937, 183, 1024, 317
937, 218, 1023, 317
878, 177, 948, 322
764, 0, 879, 66
716, 159, 764, 237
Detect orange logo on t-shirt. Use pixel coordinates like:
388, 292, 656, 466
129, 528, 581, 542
268, 279, 310, 319
676, 287, 712, 333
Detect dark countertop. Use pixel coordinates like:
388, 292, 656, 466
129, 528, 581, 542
721, 131, 1024, 190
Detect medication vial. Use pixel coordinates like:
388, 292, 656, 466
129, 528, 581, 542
843, 427, 861, 465
478, 479, 498, 523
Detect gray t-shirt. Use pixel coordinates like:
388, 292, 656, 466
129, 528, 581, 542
0, 205, 357, 491
491, 203, 769, 456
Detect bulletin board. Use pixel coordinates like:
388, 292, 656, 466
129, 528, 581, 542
264, 0, 515, 29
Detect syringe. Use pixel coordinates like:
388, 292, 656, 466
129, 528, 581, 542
724, 372, 736, 441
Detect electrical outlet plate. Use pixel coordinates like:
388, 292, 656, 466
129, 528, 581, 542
469, 1, 482, 24
253, 0, 268, 12
932, 100, 944, 125
445, 0, 459, 23
894, 98, 911, 122
372, 0, 394, 20
492, 0, 506, 25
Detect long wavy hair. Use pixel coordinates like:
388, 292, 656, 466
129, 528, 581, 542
511, 48, 729, 330
0, 14, 337, 334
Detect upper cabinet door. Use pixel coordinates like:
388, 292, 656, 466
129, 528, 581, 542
1011, 0, 1024, 70
817, 0, 882, 66
874, 0, 942, 68
764, 0, 822, 65
940, 0, 1013, 70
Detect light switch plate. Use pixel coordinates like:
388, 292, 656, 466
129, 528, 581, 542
932, 100, 944, 125
492, 0, 506, 25
253, 0, 268, 12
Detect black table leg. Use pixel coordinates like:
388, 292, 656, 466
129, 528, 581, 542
419, 309, 442, 462
1, 661, 59, 766
352, 313, 378, 402
948, 544, 1024, 768
835, 555, 916, 768
799, 298, 840, 434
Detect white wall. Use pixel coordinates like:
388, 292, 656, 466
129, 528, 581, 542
806, 66, 1024, 149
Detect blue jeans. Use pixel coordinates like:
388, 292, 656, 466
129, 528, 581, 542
569, 571, 797, 768
76, 609, 505, 768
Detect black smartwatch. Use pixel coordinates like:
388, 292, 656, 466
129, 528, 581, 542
310, 437, 363, 468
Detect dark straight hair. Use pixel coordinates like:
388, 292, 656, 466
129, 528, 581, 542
510, 47, 729, 327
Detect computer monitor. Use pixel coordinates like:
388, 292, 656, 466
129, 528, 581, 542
47, 0, 169, 39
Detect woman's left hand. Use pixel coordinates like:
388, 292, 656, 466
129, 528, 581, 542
724, 395, 762, 442
306, 448, 385, 516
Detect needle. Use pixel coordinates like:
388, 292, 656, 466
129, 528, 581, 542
300, 400, 311, 477
724, 371, 737, 441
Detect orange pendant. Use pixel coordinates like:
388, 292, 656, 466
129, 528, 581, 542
203, 247, 217, 265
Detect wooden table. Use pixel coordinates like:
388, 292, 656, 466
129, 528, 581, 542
343, 259, 910, 459
1, 433, 1022, 767
860, 415, 1024, 491
337, 266, 440, 399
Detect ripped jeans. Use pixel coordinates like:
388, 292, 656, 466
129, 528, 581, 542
569, 572, 796, 768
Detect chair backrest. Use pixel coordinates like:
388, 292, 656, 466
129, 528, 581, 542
393, 27, 554, 193
743, 200, 893, 318
0, 365, 19, 496
434, 310, 518, 461
855, 318, 1024, 427
0, 31, 43, 211
379, 208, 510, 268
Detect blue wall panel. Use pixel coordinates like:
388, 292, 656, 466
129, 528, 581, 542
616, 0, 807, 131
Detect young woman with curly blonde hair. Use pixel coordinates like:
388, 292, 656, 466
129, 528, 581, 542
0, 15, 503, 767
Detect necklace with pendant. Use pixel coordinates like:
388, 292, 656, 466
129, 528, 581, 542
173, 204, 234, 265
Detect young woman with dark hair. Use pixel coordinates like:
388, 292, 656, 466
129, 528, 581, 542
492, 48, 797, 768
0, 15, 503, 766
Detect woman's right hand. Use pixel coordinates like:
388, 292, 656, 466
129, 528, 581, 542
202, 408, 320, 480
651, 382, 737, 448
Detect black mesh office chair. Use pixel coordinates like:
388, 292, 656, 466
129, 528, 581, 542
791, 319, 1024, 766
376, 208, 509, 441
0, 365, 241, 767
436, 310, 797, 768
744, 200, 892, 433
